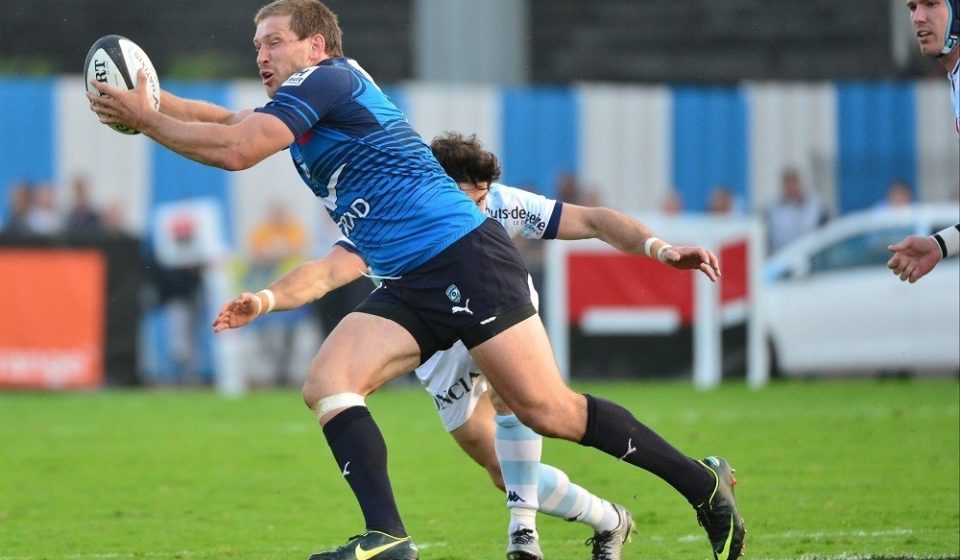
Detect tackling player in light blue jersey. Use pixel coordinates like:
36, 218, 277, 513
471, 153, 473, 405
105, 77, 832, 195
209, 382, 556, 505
88, 2, 743, 560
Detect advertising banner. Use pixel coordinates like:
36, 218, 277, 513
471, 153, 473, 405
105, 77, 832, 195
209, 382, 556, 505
0, 249, 106, 389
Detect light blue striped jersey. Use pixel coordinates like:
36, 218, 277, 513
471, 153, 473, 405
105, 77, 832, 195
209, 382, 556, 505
255, 57, 485, 277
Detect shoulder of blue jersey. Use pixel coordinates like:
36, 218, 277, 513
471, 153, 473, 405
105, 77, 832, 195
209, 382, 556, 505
281, 66, 321, 88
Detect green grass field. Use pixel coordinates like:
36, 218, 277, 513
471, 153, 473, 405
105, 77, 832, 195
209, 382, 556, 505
1, 378, 958, 560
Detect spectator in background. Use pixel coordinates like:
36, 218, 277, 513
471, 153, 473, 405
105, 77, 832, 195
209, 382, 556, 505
764, 168, 828, 254
1, 180, 34, 236
707, 185, 739, 215
25, 181, 60, 235
157, 213, 206, 385
876, 179, 914, 210
249, 202, 308, 268
556, 171, 581, 203
101, 200, 129, 236
247, 202, 310, 385
661, 190, 685, 215
65, 175, 103, 234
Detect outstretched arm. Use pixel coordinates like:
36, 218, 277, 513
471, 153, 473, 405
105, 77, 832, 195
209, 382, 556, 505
213, 245, 367, 332
88, 70, 291, 170
159, 90, 252, 125
556, 204, 721, 281
887, 223, 960, 283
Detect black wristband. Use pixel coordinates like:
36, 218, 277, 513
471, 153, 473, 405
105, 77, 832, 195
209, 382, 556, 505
932, 233, 948, 260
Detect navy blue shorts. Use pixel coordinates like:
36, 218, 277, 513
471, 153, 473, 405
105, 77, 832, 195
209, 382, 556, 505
356, 218, 536, 363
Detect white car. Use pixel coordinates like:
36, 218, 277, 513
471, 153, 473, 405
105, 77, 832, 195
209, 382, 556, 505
762, 204, 960, 377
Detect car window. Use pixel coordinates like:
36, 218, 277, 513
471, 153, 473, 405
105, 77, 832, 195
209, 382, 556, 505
809, 226, 914, 274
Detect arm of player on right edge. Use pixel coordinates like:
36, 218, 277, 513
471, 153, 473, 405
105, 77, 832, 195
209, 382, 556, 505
556, 203, 722, 282
212, 245, 368, 333
887, 222, 960, 283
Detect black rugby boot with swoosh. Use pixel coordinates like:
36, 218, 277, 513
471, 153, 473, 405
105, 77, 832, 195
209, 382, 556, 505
308, 531, 419, 560
694, 456, 745, 560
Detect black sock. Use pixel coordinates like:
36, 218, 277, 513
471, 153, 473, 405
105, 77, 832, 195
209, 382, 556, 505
322, 406, 406, 536
579, 394, 714, 504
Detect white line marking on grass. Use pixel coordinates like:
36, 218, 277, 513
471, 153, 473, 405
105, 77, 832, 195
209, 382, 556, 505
677, 527, 916, 542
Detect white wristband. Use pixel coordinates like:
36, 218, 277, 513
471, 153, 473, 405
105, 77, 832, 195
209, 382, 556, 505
656, 243, 672, 263
643, 237, 661, 258
256, 289, 276, 317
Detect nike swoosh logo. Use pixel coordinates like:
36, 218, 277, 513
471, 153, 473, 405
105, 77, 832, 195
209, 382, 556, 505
355, 538, 406, 560
716, 513, 734, 560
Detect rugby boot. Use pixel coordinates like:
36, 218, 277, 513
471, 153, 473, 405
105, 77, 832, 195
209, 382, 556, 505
694, 456, 745, 560
584, 503, 636, 560
308, 531, 419, 560
506, 526, 543, 560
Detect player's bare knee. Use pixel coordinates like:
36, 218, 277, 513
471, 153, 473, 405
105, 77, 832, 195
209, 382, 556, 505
511, 393, 584, 440
511, 406, 563, 438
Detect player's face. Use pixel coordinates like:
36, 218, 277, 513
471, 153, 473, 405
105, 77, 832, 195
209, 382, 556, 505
254, 15, 317, 98
907, 0, 951, 56
459, 181, 490, 211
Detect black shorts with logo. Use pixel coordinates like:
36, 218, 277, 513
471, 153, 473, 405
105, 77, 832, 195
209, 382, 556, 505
356, 218, 536, 363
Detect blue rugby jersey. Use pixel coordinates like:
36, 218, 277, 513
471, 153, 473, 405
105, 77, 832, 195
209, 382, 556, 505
255, 57, 485, 277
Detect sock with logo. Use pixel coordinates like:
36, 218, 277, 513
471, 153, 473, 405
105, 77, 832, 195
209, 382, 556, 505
322, 406, 406, 537
537, 464, 621, 533
495, 413, 541, 534
579, 394, 714, 504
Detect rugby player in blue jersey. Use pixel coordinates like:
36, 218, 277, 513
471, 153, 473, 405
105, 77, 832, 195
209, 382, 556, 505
88, 2, 745, 559
217, 131, 727, 560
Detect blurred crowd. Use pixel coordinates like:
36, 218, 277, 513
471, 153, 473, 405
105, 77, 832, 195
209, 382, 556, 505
0, 175, 127, 238
3, 167, 956, 389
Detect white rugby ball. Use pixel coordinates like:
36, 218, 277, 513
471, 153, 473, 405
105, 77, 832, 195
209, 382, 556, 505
84, 34, 161, 135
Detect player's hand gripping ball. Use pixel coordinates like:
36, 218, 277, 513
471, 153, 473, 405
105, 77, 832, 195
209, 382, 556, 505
84, 34, 160, 134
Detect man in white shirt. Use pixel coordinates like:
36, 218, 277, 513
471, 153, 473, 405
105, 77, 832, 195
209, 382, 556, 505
888, 0, 960, 282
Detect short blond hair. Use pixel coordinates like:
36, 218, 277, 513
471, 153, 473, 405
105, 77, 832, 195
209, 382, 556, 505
255, 0, 343, 57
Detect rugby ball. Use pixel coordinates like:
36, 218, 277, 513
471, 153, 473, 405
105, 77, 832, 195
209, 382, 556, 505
84, 34, 161, 135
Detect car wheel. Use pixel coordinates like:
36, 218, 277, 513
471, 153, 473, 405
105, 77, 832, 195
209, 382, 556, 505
768, 338, 783, 379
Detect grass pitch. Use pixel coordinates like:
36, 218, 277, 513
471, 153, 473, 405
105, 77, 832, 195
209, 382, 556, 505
1, 378, 957, 560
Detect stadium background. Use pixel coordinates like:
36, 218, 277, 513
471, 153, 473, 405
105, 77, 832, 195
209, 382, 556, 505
0, 0, 958, 387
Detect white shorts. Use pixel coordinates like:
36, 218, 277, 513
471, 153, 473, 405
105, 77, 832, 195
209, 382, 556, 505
415, 340, 488, 432
414, 275, 539, 432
